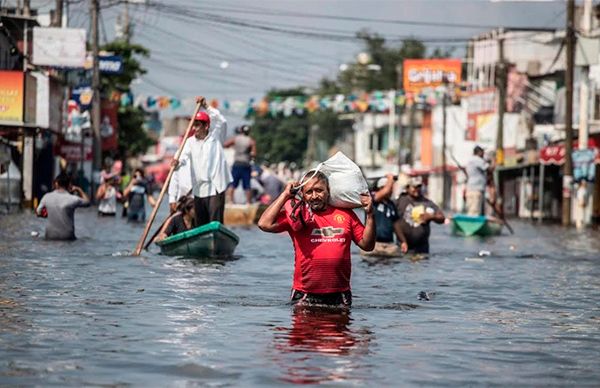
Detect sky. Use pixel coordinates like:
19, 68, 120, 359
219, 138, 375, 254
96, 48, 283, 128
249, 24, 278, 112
22, 0, 571, 122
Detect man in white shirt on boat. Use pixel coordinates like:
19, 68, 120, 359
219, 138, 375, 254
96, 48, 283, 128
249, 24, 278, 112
465, 145, 491, 216
168, 98, 228, 212
172, 97, 232, 226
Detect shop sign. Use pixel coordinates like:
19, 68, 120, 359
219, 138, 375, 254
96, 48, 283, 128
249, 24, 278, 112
0, 71, 24, 123
55, 137, 92, 162
32, 27, 87, 68
403, 59, 462, 93
84, 54, 124, 74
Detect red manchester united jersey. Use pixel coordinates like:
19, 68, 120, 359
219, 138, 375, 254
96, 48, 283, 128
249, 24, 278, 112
275, 203, 365, 293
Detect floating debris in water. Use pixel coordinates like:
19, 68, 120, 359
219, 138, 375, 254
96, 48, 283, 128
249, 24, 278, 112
418, 291, 430, 301
478, 250, 491, 257
30, 231, 39, 237
111, 251, 130, 257
465, 257, 485, 263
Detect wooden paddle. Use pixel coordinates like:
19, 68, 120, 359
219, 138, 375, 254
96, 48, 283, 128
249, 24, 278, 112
132, 102, 202, 256
449, 152, 514, 235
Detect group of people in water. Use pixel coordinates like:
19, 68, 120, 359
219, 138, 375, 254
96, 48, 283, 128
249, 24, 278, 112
35, 97, 269, 243
36, 95, 477, 309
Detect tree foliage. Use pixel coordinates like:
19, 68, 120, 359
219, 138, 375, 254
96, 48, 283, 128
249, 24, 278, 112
99, 40, 153, 158
251, 33, 451, 165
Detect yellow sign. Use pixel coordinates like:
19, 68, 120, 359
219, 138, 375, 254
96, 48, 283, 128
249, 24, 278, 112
0, 71, 24, 122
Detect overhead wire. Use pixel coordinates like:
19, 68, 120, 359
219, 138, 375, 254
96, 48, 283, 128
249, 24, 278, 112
151, 1, 550, 31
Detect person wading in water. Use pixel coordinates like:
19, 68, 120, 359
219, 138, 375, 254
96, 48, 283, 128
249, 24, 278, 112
258, 171, 375, 307
36, 173, 90, 240
395, 176, 445, 254
224, 125, 257, 204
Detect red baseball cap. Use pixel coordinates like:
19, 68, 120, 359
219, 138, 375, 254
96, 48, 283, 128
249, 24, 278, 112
194, 111, 210, 126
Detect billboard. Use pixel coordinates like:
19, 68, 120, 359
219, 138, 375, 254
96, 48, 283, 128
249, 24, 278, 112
0, 71, 24, 123
32, 27, 87, 68
403, 59, 462, 93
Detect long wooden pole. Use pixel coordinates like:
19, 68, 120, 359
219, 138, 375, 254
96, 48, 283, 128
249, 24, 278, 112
562, 0, 575, 226
132, 102, 202, 256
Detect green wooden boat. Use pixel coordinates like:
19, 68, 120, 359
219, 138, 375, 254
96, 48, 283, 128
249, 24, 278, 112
451, 214, 503, 237
156, 221, 239, 258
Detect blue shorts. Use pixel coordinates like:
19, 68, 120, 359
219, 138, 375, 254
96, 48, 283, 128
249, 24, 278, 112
231, 164, 251, 190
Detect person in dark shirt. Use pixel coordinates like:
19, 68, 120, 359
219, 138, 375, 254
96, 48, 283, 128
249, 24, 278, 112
362, 173, 408, 257
124, 168, 156, 222
155, 196, 195, 242
395, 176, 445, 254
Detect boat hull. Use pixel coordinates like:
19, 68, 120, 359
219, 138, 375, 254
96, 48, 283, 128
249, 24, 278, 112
156, 221, 239, 258
451, 214, 503, 237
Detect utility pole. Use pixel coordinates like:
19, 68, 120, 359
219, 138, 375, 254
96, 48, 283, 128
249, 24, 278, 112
579, 0, 593, 151
495, 30, 507, 167
306, 124, 318, 167
441, 79, 448, 210
53, 0, 63, 27
388, 89, 396, 163
563, 0, 576, 226
406, 99, 416, 165
23, 0, 30, 16
123, 0, 130, 43
91, 0, 102, 196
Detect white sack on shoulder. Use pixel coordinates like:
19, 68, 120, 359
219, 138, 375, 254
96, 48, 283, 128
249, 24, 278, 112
319, 152, 368, 208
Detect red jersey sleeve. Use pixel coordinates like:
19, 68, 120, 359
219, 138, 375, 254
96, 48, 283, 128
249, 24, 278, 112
349, 209, 365, 245
273, 210, 291, 233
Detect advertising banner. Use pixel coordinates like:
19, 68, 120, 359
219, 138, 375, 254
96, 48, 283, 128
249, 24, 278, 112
465, 88, 496, 141
573, 149, 597, 182
55, 137, 92, 162
403, 59, 462, 93
100, 100, 118, 151
32, 27, 87, 68
0, 71, 24, 123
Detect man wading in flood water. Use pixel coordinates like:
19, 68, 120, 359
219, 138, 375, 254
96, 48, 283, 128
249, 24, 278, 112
258, 171, 375, 307
36, 173, 90, 240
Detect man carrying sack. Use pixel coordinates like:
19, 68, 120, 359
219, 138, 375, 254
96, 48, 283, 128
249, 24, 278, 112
258, 153, 375, 308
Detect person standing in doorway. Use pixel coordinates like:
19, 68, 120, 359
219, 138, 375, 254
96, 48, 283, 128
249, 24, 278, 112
465, 145, 491, 216
224, 125, 257, 204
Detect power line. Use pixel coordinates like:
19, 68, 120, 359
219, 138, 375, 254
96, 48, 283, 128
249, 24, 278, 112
153, 1, 548, 31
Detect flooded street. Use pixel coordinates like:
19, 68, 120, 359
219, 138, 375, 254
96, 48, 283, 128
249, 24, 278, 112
1, 207, 600, 386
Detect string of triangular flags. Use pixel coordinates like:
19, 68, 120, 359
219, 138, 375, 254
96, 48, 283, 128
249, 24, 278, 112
108, 87, 460, 117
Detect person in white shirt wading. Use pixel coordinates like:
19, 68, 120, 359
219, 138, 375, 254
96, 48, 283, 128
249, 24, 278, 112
171, 103, 232, 226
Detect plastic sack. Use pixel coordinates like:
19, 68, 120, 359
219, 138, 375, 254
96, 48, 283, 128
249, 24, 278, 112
301, 152, 368, 209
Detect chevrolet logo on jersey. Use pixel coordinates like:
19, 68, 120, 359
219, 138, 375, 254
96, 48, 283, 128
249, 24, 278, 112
311, 227, 344, 237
